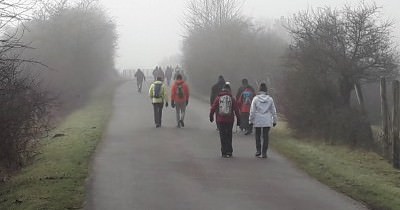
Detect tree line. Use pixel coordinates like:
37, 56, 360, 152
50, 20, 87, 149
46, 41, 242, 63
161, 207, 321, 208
0, 0, 117, 170
183, 0, 398, 160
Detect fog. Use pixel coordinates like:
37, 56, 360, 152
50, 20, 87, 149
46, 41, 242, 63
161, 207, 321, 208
99, 0, 400, 70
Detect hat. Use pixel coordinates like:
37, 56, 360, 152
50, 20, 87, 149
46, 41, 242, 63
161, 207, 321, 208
223, 82, 231, 90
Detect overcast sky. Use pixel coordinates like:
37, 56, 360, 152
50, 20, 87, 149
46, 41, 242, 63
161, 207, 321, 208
99, 0, 400, 70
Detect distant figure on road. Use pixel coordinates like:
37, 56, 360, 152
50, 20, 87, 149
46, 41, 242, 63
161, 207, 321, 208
165, 66, 173, 86
249, 83, 277, 158
149, 77, 169, 128
134, 69, 146, 93
173, 66, 187, 81
152, 66, 164, 81
171, 74, 190, 128
236, 79, 255, 135
209, 82, 240, 158
210, 75, 225, 106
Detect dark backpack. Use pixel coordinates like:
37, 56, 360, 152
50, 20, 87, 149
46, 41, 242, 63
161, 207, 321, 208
177, 84, 185, 99
154, 83, 162, 98
218, 95, 232, 116
241, 88, 254, 105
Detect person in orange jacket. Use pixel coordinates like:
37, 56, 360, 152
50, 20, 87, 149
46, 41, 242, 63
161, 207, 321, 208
171, 74, 190, 128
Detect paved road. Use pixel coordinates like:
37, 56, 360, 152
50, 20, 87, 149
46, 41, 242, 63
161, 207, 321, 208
86, 81, 366, 210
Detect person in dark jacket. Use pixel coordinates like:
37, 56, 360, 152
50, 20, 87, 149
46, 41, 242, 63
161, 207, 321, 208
210, 75, 225, 106
209, 82, 240, 158
236, 79, 255, 135
134, 69, 146, 93
165, 66, 173, 86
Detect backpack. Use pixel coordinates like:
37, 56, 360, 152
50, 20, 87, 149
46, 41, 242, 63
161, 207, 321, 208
241, 88, 254, 105
177, 84, 185, 99
218, 95, 232, 116
153, 83, 162, 98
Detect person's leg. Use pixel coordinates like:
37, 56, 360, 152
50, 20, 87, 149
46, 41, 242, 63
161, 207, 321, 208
239, 113, 246, 131
226, 123, 234, 156
175, 104, 181, 127
218, 123, 226, 156
180, 103, 186, 127
158, 103, 164, 126
255, 127, 262, 156
138, 81, 142, 92
153, 104, 158, 126
243, 112, 252, 135
262, 127, 270, 158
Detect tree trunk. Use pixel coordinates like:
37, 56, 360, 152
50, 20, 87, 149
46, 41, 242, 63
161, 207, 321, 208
381, 78, 391, 159
393, 80, 400, 169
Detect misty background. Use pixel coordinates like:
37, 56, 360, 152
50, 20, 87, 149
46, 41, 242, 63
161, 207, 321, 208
99, 0, 400, 70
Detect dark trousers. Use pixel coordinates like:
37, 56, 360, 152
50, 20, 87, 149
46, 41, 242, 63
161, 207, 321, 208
153, 103, 164, 126
137, 80, 143, 92
217, 123, 234, 155
240, 112, 252, 131
255, 127, 270, 155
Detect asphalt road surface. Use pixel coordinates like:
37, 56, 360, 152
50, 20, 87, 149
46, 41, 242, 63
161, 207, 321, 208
86, 81, 366, 210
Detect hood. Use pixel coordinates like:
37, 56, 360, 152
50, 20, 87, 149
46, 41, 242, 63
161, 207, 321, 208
217, 77, 225, 85
255, 93, 272, 114
175, 79, 185, 85
218, 90, 232, 97
257, 92, 270, 103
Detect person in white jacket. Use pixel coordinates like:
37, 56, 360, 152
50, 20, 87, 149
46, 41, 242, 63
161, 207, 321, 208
249, 83, 277, 158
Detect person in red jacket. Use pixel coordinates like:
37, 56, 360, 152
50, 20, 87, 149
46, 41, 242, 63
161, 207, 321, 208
171, 74, 190, 128
209, 82, 240, 158
237, 79, 256, 135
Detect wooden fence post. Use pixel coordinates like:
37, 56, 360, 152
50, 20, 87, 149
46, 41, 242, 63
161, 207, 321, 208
392, 80, 400, 169
381, 78, 391, 159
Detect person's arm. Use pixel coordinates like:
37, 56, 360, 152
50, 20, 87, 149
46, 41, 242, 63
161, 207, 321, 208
209, 96, 219, 122
249, 97, 256, 124
270, 98, 278, 125
233, 98, 240, 121
236, 87, 242, 100
185, 83, 190, 104
210, 87, 215, 106
163, 84, 169, 102
149, 84, 154, 98
171, 83, 176, 102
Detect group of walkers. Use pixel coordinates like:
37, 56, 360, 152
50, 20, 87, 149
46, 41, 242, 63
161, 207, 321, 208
209, 75, 277, 159
148, 73, 189, 128
141, 68, 277, 159
152, 66, 186, 87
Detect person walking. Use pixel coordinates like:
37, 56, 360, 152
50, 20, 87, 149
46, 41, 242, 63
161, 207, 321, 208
209, 82, 240, 158
165, 66, 173, 86
236, 79, 255, 135
210, 75, 225, 106
171, 74, 190, 128
249, 83, 277, 158
149, 77, 169, 128
134, 69, 146, 93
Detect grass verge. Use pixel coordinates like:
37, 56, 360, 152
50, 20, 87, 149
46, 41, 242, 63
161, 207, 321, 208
0, 81, 121, 210
271, 123, 400, 210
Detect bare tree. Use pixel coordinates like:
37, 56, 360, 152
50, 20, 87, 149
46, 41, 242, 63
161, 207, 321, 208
0, 0, 52, 170
283, 2, 397, 146
183, 0, 242, 32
